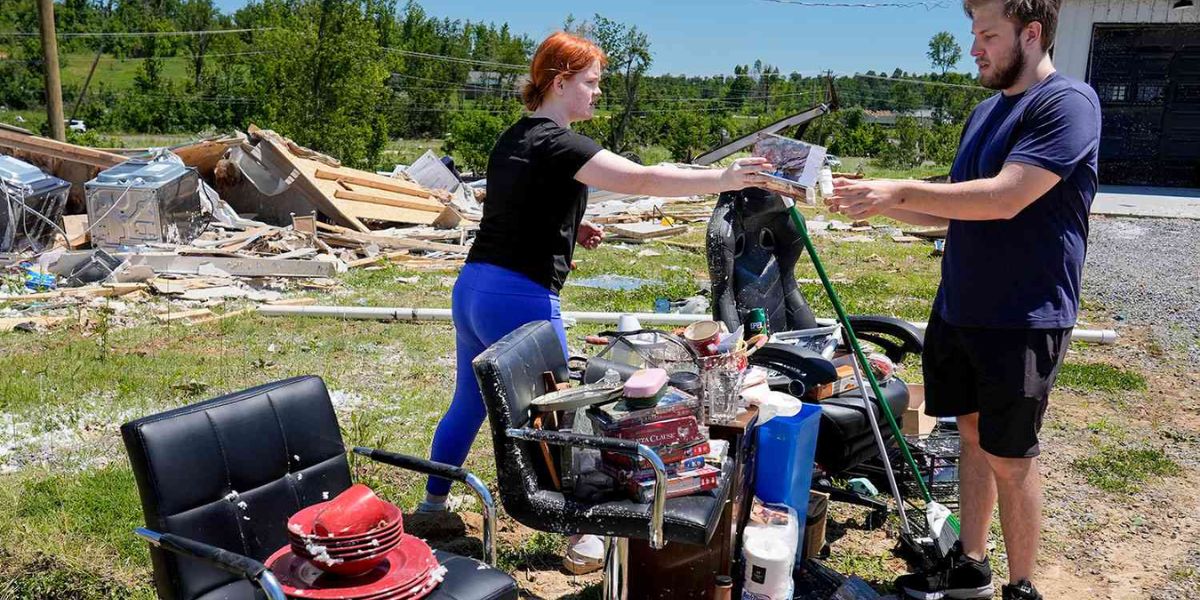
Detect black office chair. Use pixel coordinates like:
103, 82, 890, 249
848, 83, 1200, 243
708, 187, 924, 519
121, 375, 518, 600
471, 320, 735, 600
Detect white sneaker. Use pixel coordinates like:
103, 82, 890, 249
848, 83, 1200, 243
562, 534, 605, 575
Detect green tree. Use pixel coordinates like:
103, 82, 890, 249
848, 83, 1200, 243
877, 115, 925, 168
444, 103, 521, 173
178, 0, 221, 87
590, 14, 651, 152
927, 32, 962, 75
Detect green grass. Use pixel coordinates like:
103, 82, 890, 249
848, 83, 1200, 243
382, 138, 446, 166
0, 221, 942, 597
839, 156, 951, 181
1057, 362, 1147, 393
59, 52, 191, 92
1071, 443, 1181, 494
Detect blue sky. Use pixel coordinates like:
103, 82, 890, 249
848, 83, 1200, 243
215, 0, 977, 77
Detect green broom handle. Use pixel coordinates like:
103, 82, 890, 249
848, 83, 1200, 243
786, 202, 934, 503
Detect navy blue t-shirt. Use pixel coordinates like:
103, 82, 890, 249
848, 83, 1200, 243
934, 72, 1101, 329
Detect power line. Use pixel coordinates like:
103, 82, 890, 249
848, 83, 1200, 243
0, 50, 270, 62
0, 27, 276, 38
381, 47, 526, 71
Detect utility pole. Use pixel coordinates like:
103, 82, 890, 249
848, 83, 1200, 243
37, 0, 66, 141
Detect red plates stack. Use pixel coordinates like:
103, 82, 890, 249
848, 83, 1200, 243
267, 535, 444, 600
286, 485, 405, 577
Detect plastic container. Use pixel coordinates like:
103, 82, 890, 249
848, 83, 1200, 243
623, 368, 668, 408
754, 402, 822, 549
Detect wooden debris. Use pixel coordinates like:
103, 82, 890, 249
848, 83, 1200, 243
891, 235, 923, 243
314, 168, 432, 198
155, 308, 214, 323
62, 214, 90, 249
0, 283, 146, 303
0, 315, 72, 332
608, 222, 689, 241
128, 253, 337, 278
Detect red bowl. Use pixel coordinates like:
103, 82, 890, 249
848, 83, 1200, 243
290, 522, 402, 550
291, 531, 402, 561
314, 484, 392, 538
288, 500, 403, 542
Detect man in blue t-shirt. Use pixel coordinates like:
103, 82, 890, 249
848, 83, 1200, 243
827, 0, 1100, 599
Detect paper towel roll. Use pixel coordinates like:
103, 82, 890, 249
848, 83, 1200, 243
742, 529, 796, 599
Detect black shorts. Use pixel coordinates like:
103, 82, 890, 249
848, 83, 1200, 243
922, 312, 1071, 458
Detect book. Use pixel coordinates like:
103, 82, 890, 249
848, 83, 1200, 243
602, 440, 710, 470
588, 388, 701, 431
604, 415, 704, 449
626, 465, 721, 503
600, 455, 708, 484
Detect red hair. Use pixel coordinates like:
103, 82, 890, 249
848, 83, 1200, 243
522, 31, 607, 111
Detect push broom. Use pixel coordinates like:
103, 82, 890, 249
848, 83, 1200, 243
782, 196, 960, 558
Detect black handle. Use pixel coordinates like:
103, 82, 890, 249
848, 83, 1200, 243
353, 447, 468, 482
846, 315, 924, 362
508, 427, 641, 455
158, 533, 267, 580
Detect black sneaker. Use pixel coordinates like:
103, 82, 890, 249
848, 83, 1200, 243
895, 542, 995, 600
1002, 579, 1042, 600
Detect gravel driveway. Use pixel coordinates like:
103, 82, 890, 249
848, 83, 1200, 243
1084, 216, 1200, 361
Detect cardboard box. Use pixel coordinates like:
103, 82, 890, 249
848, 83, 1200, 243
801, 490, 830, 561
901, 383, 937, 436
807, 364, 858, 400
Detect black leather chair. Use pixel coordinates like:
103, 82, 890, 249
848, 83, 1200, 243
707, 187, 924, 518
121, 375, 518, 600
471, 320, 735, 600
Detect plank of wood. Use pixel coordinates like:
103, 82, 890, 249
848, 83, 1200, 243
314, 168, 432, 198
333, 189, 445, 213
319, 230, 468, 254
0, 315, 72, 332
608, 222, 689, 240
347, 250, 410, 268
171, 134, 245, 178
62, 214, 90, 249
0, 127, 125, 169
129, 254, 337, 278
0, 283, 145, 303
333, 198, 441, 226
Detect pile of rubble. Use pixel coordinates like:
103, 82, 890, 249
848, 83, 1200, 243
0, 124, 483, 332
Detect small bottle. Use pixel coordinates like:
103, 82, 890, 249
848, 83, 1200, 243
819, 166, 834, 197
712, 575, 733, 600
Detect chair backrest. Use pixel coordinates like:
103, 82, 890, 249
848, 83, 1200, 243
472, 320, 569, 528
708, 188, 820, 334
121, 376, 352, 600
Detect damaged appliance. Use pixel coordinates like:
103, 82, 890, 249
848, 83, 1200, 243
0, 154, 70, 253
85, 158, 208, 248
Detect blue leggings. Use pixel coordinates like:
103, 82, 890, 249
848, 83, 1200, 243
426, 262, 568, 496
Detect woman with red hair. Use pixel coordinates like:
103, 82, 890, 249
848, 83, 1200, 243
424, 31, 770, 569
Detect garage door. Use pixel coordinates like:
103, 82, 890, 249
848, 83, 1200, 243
1089, 25, 1200, 187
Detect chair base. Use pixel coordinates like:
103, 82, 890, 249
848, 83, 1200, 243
602, 537, 630, 600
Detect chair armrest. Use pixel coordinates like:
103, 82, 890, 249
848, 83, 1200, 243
134, 528, 287, 600
352, 447, 497, 566
847, 315, 924, 362
505, 428, 668, 550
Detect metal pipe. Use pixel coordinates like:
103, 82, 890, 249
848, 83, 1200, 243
602, 536, 630, 600
635, 442, 668, 550
848, 358, 911, 535
464, 472, 498, 567
257, 304, 1119, 344
256, 572, 288, 600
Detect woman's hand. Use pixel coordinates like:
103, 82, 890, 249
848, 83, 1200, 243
720, 157, 773, 191
577, 220, 604, 250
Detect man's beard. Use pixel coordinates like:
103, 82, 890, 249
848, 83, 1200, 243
980, 40, 1026, 90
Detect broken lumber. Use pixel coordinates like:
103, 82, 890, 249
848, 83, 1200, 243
608, 222, 689, 240
0, 315, 72, 332
127, 253, 337, 278
62, 214, 90, 249
0, 283, 145, 303
249, 126, 371, 232
333, 188, 444, 213
315, 168, 432, 198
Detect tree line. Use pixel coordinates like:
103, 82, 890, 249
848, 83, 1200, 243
1, 0, 986, 171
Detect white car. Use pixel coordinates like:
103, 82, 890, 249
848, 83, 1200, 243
67, 120, 87, 133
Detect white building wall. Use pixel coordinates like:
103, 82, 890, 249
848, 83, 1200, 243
1054, 0, 1199, 81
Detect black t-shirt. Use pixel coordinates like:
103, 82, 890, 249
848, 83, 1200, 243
467, 116, 604, 293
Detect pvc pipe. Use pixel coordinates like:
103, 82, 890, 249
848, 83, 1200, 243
256, 305, 1119, 344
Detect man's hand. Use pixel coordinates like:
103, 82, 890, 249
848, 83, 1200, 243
826, 178, 906, 219
577, 220, 604, 250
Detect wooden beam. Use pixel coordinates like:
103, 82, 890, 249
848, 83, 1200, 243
0, 127, 125, 169
0, 315, 72, 332
314, 168, 432, 198
128, 254, 337, 278
253, 132, 371, 232
319, 230, 468, 254
333, 197, 441, 226
333, 188, 444, 213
